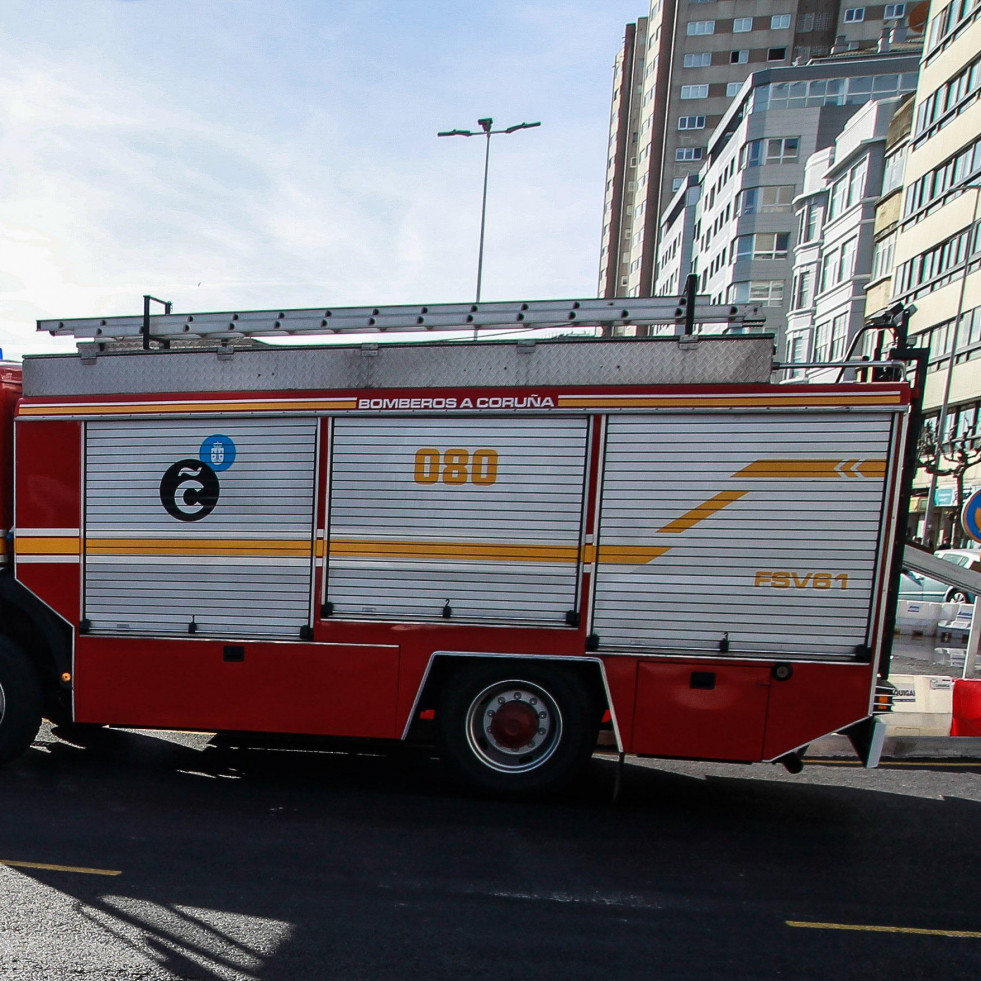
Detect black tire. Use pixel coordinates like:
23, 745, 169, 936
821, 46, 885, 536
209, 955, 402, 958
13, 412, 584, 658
0, 637, 43, 766
436, 663, 598, 797
946, 589, 972, 604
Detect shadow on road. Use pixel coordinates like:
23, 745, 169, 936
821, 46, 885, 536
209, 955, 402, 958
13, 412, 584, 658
2, 723, 980, 980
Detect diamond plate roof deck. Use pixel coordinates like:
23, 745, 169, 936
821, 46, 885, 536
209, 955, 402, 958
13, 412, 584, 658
21, 335, 777, 398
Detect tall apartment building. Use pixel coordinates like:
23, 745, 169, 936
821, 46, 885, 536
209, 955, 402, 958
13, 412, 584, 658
882, 0, 981, 543
598, 0, 914, 298
653, 52, 919, 354
786, 97, 907, 382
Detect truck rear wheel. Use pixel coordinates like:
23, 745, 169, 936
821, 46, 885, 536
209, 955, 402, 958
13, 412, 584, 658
0, 638, 43, 765
436, 663, 598, 797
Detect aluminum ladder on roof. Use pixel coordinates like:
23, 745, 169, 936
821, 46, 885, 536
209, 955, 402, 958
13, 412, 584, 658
37, 294, 766, 346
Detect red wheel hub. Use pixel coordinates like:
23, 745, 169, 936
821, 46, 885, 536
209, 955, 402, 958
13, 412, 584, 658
489, 700, 540, 749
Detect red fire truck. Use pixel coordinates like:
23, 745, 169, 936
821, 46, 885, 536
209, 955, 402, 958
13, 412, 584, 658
0, 297, 914, 795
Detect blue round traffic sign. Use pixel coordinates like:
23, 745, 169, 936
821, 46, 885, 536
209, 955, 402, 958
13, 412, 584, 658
961, 488, 981, 544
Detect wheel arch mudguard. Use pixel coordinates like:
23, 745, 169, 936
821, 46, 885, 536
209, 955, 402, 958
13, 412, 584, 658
402, 651, 618, 749
0, 569, 73, 702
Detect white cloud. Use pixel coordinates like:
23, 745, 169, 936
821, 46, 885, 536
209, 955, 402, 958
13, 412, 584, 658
0, 0, 642, 358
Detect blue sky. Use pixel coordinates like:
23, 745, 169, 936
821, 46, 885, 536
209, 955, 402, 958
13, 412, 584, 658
0, 0, 643, 357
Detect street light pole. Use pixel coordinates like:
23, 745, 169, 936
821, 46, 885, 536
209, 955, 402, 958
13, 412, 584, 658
923, 181, 981, 547
475, 119, 493, 303
438, 118, 541, 304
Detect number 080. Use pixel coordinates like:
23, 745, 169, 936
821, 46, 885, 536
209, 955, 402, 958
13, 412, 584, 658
413, 448, 498, 485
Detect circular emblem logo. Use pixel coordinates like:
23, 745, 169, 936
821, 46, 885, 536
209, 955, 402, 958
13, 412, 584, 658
159, 459, 221, 522
200, 434, 236, 472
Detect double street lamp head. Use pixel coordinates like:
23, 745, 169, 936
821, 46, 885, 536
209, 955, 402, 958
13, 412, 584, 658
436, 116, 541, 305
437, 118, 541, 139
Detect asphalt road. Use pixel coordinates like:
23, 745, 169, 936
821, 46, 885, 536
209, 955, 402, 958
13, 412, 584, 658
1, 723, 981, 980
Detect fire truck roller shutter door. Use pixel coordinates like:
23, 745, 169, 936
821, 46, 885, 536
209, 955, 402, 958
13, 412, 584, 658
83, 418, 318, 638
593, 411, 897, 657
326, 417, 589, 624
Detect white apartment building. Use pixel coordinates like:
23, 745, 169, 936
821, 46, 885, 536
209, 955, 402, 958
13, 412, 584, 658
674, 53, 919, 355
885, 0, 981, 544
599, 0, 913, 299
787, 97, 905, 381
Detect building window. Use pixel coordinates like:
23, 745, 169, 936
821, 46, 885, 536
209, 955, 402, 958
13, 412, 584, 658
839, 237, 858, 281
830, 314, 848, 360
733, 232, 790, 261
758, 72, 918, 111
733, 17, 753, 32
672, 177, 685, 191
896, 223, 979, 295
799, 12, 815, 31
791, 268, 814, 309
739, 185, 794, 215
814, 322, 831, 360
821, 249, 840, 290
681, 84, 709, 99
770, 14, 792, 29
687, 20, 716, 35
905, 139, 981, 220
847, 158, 867, 205
871, 234, 895, 281
678, 115, 707, 129
726, 81, 743, 96
728, 281, 785, 306
828, 158, 868, 220
750, 280, 785, 305
683, 52, 712, 68
882, 149, 906, 194
813, 317, 848, 361
913, 49, 981, 142
787, 332, 810, 373
676, 146, 705, 161
843, 8, 865, 23
768, 47, 787, 61
740, 137, 800, 167
730, 49, 749, 64
883, 3, 905, 19
797, 203, 821, 243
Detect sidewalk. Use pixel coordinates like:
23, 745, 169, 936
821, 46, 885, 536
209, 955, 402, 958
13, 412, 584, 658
808, 734, 981, 760
890, 632, 976, 679
805, 632, 981, 761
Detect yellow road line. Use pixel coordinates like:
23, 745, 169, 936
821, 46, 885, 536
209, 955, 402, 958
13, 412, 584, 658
808, 759, 981, 768
0, 859, 121, 877
787, 920, 981, 939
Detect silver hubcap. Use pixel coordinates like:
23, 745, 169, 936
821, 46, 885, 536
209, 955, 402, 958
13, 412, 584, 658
465, 680, 562, 773
0, 680, 5, 726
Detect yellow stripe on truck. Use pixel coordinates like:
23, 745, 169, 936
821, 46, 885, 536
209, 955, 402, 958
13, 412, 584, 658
85, 538, 312, 557
329, 540, 583, 563
15, 537, 80, 555
558, 394, 903, 409
734, 458, 887, 479
330, 539, 672, 566
658, 490, 748, 534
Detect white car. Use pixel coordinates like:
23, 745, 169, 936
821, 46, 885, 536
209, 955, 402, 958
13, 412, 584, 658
900, 548, 980, 604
